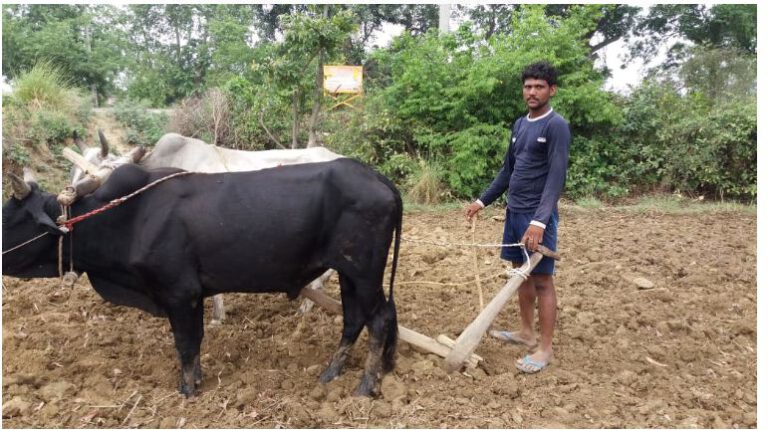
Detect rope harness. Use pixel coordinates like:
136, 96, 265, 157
31, 171, 194, 285
8, 170, 533, 295
403, 237, 532, 281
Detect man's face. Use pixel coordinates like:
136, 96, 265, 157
523, 78, 556, 111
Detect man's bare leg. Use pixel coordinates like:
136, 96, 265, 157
517, 273, 556, 371
514, 277, 538, 346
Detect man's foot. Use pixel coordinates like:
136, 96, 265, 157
515, 350, 552, 374
489, 330, 537, 348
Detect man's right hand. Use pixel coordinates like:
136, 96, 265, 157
464, 201, 483, 221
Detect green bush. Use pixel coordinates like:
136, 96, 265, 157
445, 123, 509, 198
113, 99, 168, 147
2, 62, 91, 171
29, 109, 73, 146
619, 79, 756, 200
11, 62, 72, 110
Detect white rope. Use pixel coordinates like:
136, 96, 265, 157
403, 237, 533, 280
2, 232, 50, 255
506, 246, 532, 280
402, 238, 525, 248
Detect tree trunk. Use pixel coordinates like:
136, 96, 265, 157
84, 24, 99, 107
291, 90, 300, 149
306, 48, 324, 148
307, 5, 329, 148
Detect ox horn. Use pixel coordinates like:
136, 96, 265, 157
22, 167, 38, 185
98, 129, 109, 157
127, 146, 147, 163
8, 172, 31, 200
73, 130, 88, 153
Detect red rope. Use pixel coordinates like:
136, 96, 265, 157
59, 171, 195, 231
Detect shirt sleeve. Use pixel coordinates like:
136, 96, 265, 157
478, 124, 517, 206
533, 117, 571, 225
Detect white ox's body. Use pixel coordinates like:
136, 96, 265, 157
142, 133, 343, 173
69, 132, 343, 324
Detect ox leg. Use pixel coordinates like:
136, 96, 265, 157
354, 288, 397, 397
167, 297, 205, 397
210, 294, 226, 326
319, 274, 365, 383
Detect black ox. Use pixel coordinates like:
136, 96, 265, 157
2, 159, 401, 397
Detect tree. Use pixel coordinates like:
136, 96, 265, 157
2, 4, 125, 105
631, 4, 757, 68
253, 6, 357, 148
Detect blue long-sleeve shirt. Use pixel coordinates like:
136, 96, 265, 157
479, 109, 571, 226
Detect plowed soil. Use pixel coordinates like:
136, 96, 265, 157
2, 205, 757, 428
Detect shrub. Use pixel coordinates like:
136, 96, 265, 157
168, 88, 232, 147
2, 62, 90, 173
406, 160, 446, 204
113, 99, 168, 147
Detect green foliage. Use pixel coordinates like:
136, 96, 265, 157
29, 109, 73, 146
445, 123, 509, 198
113, 99, 168, 147
6, 142, 31, 165
619, 74, 756, 200
2, 62, 90, 171
11, 62, 73, 110
368, 6, 622, 198
3, 5, 125, 104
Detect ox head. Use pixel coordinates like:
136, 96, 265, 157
3, 169, 64, 278
69, 130, 146, 198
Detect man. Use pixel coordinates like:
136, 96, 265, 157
464, 61, 571, 373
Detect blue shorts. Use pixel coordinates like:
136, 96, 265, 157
500, 209, 558, 275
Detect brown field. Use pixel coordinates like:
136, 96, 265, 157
2, 204, 757, 428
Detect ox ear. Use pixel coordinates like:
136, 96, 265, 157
73, 130, 88, 153
98, 129, 109, 157
8, 172, 31, 200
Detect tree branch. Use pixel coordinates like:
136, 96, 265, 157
259, 109, 286, 149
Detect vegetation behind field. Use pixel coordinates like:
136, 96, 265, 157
2, 4, 757, 204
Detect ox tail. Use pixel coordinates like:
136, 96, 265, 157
381, 183, 402, 374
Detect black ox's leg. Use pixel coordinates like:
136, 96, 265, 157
166, 296, 205, 397
353, 285, 397, 397
319, 273, 366, 383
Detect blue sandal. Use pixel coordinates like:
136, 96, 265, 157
489, 330, 537, 347
516, 355, 549, 373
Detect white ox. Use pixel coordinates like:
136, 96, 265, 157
68, 132, 342, 325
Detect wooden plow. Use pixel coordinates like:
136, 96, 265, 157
298, 245, 559, 371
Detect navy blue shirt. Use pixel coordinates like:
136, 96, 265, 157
479, 109, 571, 225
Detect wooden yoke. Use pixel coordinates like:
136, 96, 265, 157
444, 245, 561, 373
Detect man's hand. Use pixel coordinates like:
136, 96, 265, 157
521, 224, 544, 252
464, 201, 483, 221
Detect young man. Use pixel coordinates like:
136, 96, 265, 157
464, 61, 571, 373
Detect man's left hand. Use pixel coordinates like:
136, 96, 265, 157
521, 224, 544, 252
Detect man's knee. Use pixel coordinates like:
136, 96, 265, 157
531, 274, 555, 293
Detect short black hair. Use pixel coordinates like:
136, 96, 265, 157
521, 61, 558, 86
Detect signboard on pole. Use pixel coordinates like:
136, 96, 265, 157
323, 65, 363, 95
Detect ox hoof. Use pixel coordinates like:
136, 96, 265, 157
352, 373, 381, 397
178, 383, 197, 398
318, 367, 341, 384
352, 382, 379, 398
208, 319, 223, 328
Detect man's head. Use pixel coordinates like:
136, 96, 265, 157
521, 61, 558, 112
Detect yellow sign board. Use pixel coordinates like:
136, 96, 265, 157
324, 65, 363, 94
